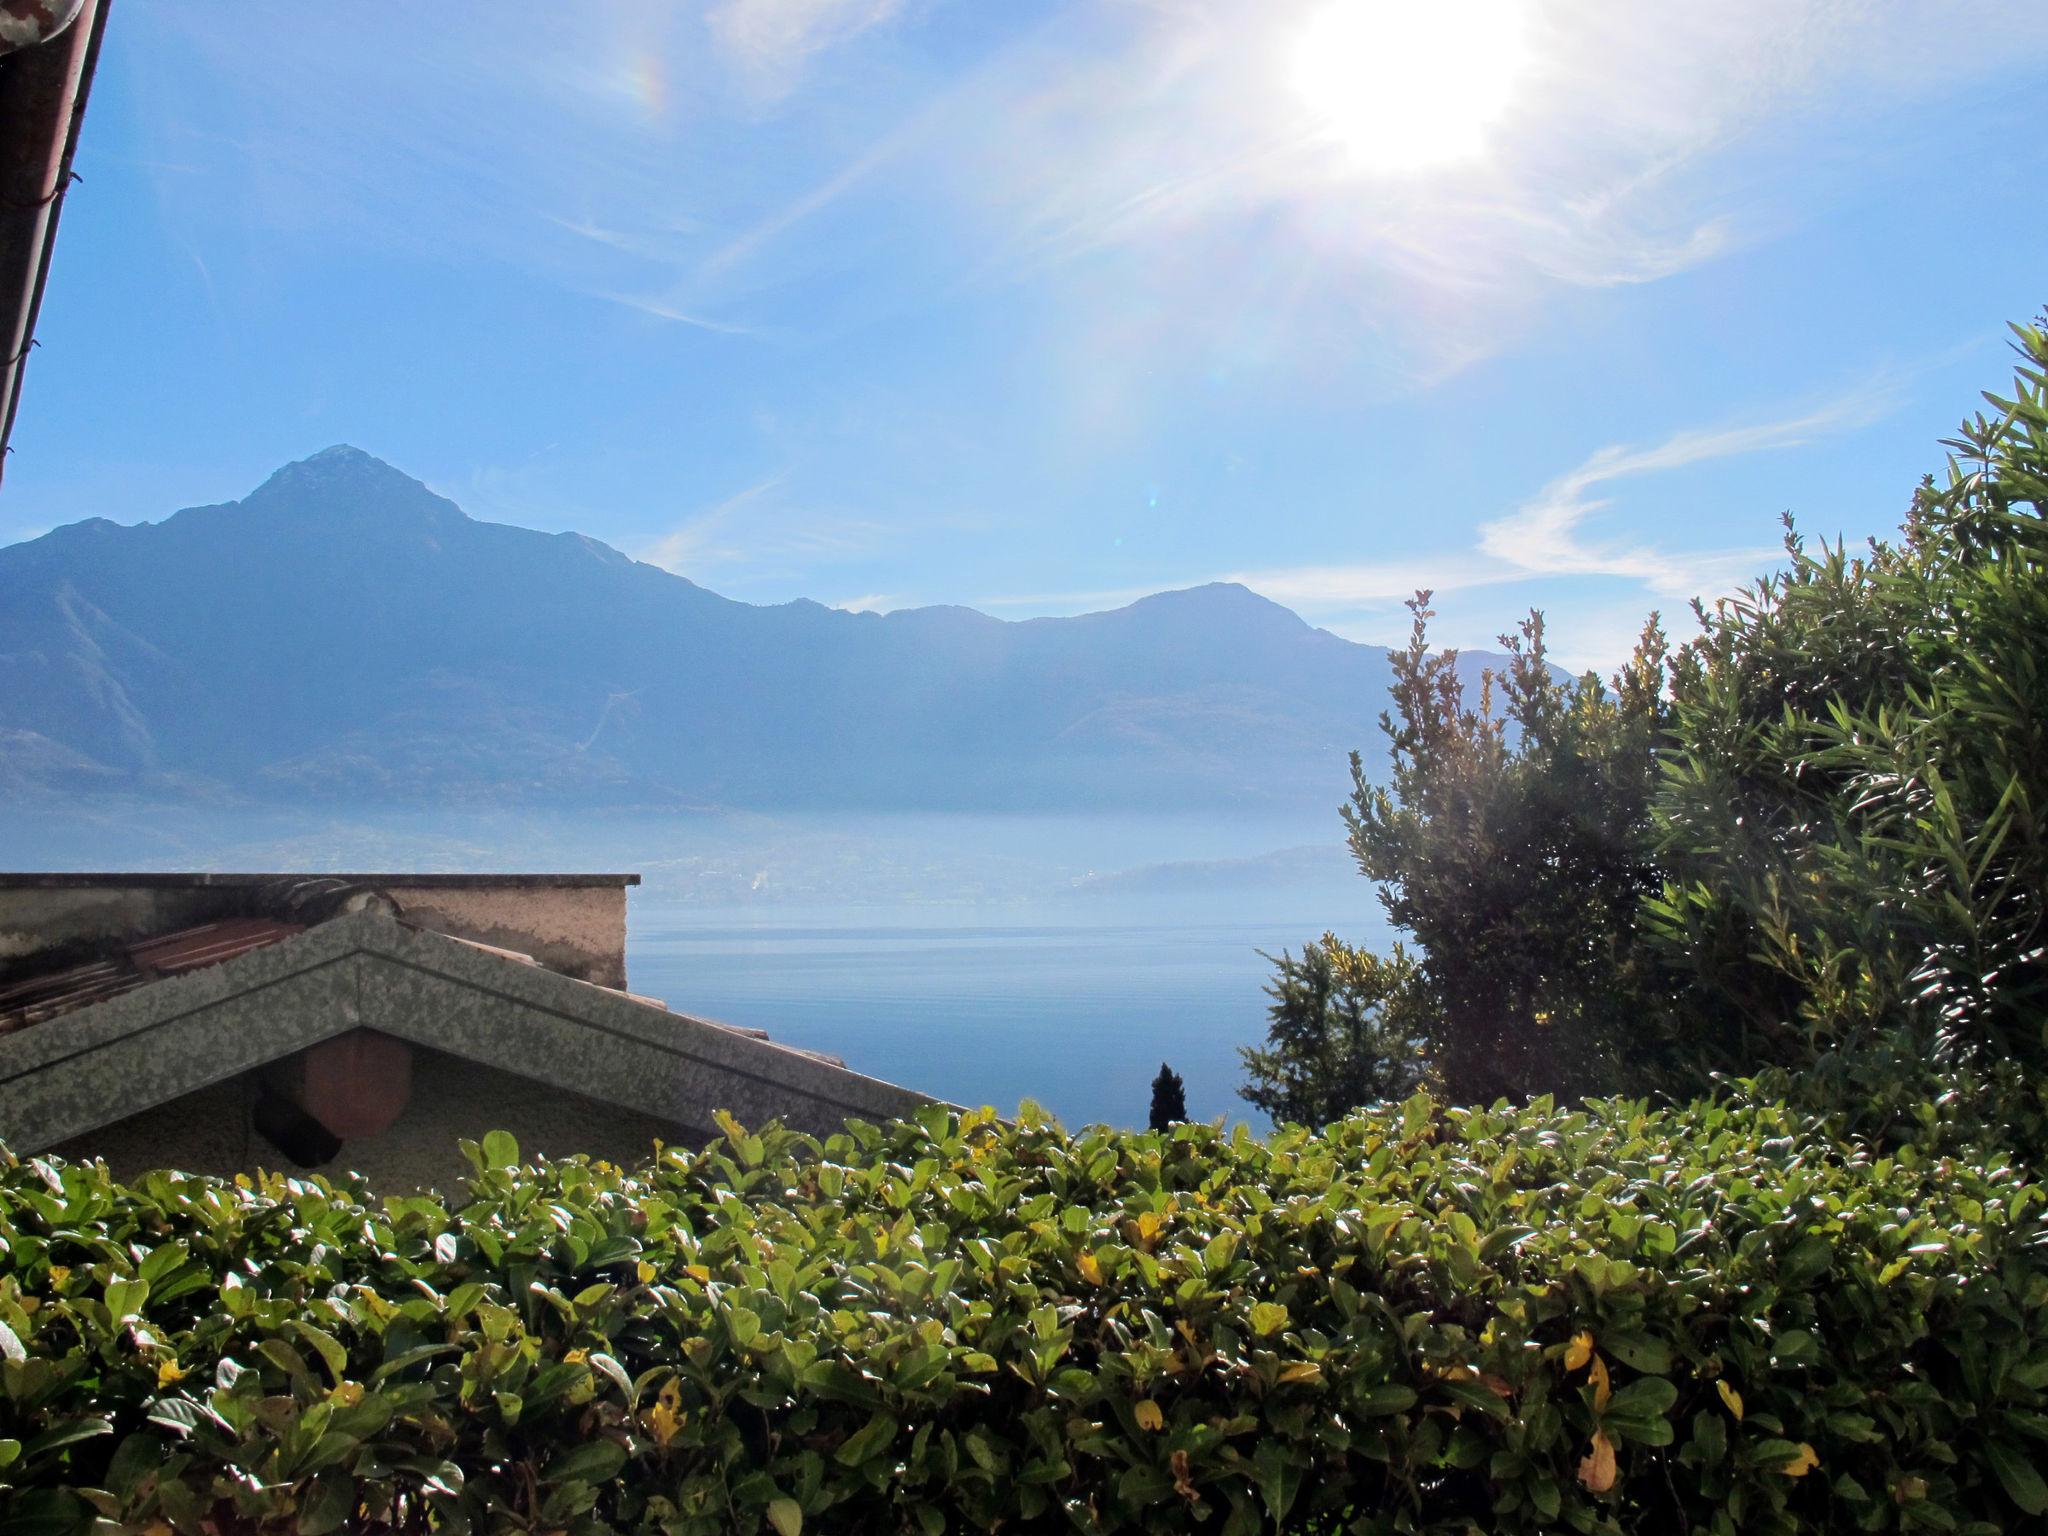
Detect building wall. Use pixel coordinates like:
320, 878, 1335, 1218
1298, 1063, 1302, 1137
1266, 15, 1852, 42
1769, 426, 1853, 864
0, 875, 632, 988
0, 884, 232, 964
47, 1044, 697, 1193
383, 883, 628, 987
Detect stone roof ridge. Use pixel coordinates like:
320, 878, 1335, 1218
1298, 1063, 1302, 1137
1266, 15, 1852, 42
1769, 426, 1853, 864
0, 903, 932, 1153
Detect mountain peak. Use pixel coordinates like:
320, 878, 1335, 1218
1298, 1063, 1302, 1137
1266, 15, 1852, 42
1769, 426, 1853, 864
241, 446, 463, 525
1118, 582, 1308, 628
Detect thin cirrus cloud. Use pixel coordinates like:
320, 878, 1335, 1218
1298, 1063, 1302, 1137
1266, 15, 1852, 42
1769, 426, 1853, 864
639, 473, 791, 574
1224, 385, 1899, 631
1472, 395, 1896, 597
707, 0, 906, 98
130, 1, 2047, 388
980, 386, 1893, 630
919, 1, 2047, 389
638, 472, 894, 582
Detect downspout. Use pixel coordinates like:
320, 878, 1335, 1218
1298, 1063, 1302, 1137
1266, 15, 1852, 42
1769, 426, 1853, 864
0, 0, 110, 491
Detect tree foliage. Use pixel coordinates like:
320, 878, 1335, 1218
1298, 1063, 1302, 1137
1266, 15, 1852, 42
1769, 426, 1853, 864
1242, 608, 1677, 1115
1238, 933, 1427, 1124
1245, 318, 2048, 1134
1148, 1063, 1188, 1132
1346, 604, 1676, 1104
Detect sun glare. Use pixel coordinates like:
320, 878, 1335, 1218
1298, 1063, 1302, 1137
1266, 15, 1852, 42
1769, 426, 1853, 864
1289, 0, 1528, 174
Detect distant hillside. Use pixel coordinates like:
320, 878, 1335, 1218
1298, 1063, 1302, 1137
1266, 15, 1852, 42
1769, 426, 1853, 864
0, 446, 1499, 814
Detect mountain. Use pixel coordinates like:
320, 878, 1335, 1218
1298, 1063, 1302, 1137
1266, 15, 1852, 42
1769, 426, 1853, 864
0, 446, 1482, 814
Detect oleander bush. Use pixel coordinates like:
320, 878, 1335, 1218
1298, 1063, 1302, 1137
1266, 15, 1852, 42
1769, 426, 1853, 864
5, 1097, 2048, 1535
1247, 320, 2048, 1132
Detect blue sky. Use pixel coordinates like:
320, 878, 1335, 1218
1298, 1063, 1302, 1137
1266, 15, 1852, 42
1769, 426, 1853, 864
6, 0, 2046, 667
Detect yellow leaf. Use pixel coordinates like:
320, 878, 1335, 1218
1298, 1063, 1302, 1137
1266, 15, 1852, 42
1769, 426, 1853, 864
1577, 1430, 1618, 1493
1564, 1331, 1594, 1371
156, 1360, 188, 1388
647, 1379, 687, 1450
1782, 1443, 1819, 1478
766, 1496, 803, 1536
1134, 1400, 1164, 1431
1076, 1252, 1103, 1286
1278, 1361, 1324, 1386
564, 1348, 589, 1365
636, 1261, 658, 1285
1716, 1380, 1743, 1420
684, 1264, 711, 1283
1589, 1353, 1611, 1413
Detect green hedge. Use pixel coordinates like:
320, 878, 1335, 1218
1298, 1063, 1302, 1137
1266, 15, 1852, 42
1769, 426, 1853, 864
2, 1097, 2046, 1535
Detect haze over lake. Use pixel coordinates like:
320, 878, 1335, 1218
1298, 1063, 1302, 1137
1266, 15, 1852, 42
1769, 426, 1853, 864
629, 917, 1324, 1132
1, 802, 1390, 1129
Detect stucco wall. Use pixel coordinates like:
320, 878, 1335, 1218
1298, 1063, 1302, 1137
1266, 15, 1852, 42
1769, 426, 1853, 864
48, 1043, 697, 1193
0, 884, 236, 964
383, 883, 628, 987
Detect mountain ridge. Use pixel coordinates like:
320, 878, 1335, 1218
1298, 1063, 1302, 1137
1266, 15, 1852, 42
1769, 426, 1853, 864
0, 446, 1489, 814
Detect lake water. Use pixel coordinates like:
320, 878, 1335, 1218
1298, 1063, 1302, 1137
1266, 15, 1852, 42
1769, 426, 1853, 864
629, 913, 1379, 1132
3, 801, 1389, 1130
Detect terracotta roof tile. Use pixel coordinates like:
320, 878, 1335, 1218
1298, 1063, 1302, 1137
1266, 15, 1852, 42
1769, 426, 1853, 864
0, 918, 302, 1034
131, 918, 303, 975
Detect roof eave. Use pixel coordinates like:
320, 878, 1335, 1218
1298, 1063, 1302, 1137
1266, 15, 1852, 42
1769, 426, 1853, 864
0, 0, 109, 488
0, 908, 931, 1153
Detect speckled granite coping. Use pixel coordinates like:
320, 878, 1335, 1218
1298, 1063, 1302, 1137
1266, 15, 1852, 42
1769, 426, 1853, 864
0, 909, 933, 1153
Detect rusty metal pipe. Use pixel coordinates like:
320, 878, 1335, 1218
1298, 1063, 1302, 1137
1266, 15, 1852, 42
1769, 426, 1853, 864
0, 0, 108, 490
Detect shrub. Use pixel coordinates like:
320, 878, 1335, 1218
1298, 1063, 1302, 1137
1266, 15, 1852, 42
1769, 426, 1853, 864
1651, 320, 2048, 1147
3, 1100, 2046, 1535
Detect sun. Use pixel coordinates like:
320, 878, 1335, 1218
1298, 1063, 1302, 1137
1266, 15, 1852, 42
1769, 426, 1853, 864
1288, 0, 1529, 174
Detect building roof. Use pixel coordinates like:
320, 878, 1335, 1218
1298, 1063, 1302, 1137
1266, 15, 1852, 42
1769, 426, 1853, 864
0, 903, 931, 1153
0, 0, 109, 489
0, 916, 302, 1031
0, 872, 640, 889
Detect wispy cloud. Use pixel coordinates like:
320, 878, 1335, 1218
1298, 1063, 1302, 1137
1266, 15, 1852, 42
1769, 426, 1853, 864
639, 474, 792, 574
708, 0, 906, 99
591, 290, 757, 336
639, 473, 893, 580
1476, 388, 1895, 595
913, 0, 2048, 394
1217, 555, 1521, 612
832, 593, 897, 613
133, 0, 2048, 399
977, 584, 1163, 614
697, 114, 922, 282
1203, 383, 1899, 663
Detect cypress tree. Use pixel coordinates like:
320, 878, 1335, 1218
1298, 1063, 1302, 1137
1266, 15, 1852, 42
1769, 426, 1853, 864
1149, 1062, 1187, 1132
